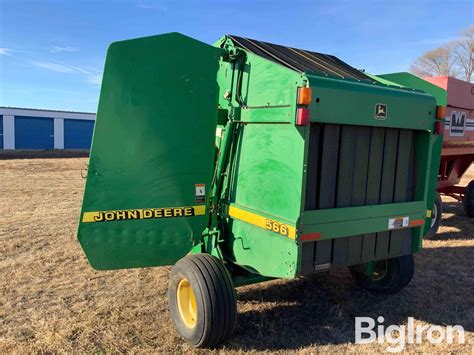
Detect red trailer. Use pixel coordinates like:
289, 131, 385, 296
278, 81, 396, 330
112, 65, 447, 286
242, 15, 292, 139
426, 76, 474, 234
425, 76, 474, 193
378, 73, 474, 236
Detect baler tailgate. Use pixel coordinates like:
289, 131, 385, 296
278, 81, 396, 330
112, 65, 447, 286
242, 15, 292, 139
77, 33, 221, 270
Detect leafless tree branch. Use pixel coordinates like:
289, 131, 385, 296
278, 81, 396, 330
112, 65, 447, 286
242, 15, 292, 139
410, 26, 473, 82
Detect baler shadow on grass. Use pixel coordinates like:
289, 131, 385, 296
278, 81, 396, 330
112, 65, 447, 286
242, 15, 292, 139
225, 243, 473, 351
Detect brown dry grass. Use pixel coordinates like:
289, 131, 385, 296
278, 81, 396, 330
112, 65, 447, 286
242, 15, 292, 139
0, 158, 473, 353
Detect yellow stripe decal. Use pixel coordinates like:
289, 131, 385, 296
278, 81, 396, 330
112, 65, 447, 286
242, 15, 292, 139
426, 210, 432, 218
228, 206, 296, 239
82, 205, 206, 223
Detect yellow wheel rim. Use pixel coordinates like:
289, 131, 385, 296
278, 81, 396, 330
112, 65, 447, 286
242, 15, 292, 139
176, 278, 197, 328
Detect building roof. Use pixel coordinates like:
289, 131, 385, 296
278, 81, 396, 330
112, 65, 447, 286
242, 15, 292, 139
0, 106, 95, 115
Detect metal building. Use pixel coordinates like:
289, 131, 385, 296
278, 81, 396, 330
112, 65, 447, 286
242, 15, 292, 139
0, 107, 96, 150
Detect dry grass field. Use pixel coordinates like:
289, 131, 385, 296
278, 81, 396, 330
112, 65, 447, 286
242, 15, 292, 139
1, 157, 473, 353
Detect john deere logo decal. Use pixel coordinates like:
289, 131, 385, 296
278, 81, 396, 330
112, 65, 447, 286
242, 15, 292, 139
375, 103, 387, 119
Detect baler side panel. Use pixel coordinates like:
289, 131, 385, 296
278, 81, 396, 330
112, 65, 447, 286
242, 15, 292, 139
77, 33, 221, 270
224, 123, 305, 278
232, 51, 300, 123
218, 52, 305, 278
224, 53, 303, 223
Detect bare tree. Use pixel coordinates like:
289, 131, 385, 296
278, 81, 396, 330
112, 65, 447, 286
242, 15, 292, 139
410, 44, 459, 78
410, 26, 474, 82
453, 25, 473, 82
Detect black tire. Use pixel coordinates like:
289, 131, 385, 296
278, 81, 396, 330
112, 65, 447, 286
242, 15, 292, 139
425, 192, 442, 238
463, 180, 474, 218
168, 254, 237, 348
350, 254, 415, 294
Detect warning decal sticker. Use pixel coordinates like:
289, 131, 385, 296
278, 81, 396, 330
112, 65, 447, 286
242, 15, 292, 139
388, 216, 409, 230
82, 205, 206, 223
195, 184, 206, 204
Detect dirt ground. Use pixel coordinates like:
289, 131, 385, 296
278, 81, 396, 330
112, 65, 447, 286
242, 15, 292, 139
0, 157, 473, 353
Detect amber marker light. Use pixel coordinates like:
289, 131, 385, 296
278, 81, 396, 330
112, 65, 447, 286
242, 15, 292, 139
436, 105, 446, 119
297, 87, 312, 105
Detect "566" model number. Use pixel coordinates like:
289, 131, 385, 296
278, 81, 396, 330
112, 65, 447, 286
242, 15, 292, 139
265, 219, 289, 236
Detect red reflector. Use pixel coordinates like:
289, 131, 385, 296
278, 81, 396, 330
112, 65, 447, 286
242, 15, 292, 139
296, 108, 310, 126
434, 120, 443, 135
300, 232, 321, 241
409, 219, 424, 227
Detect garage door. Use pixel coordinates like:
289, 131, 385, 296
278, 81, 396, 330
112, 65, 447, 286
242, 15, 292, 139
0, 116, 3, 149
15, 116, 54, 149
64, 119, 95, 149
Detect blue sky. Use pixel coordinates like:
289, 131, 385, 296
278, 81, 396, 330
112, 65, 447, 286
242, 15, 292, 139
0, 0, 472, 112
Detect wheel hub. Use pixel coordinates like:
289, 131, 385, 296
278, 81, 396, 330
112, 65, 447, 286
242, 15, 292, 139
176, 278, 197, 328
370, 259, 388, 281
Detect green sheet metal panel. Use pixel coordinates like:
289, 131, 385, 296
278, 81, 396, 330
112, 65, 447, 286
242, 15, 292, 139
77, 33, 222, 270
213, 45, 306, 278
307, 74, 437, 130
413, 131, 439, 250
424, 134, 443, 236
229, 123, 305, 222
389, 130, 415, 257
377, 72, 447, 106
232, 51, 299, 123
224, 122, 305, 278
215, 35, 305, 124
226, 217, 299, 279
365, 73, 405, 87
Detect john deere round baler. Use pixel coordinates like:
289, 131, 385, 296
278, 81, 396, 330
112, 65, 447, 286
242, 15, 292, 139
77, 33, 443, 347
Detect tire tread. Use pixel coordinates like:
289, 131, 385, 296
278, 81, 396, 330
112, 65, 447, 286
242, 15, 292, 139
350, 254, 414, 295
169, 254, 236, 348
463, 180, 474, 218
425, 192, 442, 238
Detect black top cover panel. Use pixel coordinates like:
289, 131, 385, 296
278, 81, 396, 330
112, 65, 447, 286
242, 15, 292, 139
227, 34, 372, 81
